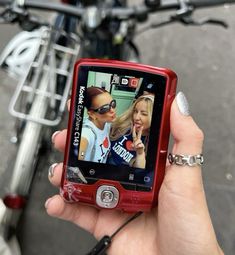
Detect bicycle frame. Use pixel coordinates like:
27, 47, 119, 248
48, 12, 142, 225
57, 0, 136, 61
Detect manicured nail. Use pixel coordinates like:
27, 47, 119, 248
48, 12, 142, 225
51, 131, 60, 144
176, 92, 190, 116
45, 197, 53, 209
48, 163, 58, 178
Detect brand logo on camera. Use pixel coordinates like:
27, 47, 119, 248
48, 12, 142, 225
78, 86, 85, 104
73, 86, 86, 146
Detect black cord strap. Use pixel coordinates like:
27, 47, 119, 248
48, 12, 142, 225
86, 235, 112, 255
86, 211, 143, 255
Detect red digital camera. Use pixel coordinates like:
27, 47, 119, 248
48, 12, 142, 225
61, 59, 177, 212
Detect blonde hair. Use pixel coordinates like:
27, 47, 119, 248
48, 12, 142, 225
110, 95, 154, 140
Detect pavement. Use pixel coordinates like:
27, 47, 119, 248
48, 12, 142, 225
0, 2, 235, 255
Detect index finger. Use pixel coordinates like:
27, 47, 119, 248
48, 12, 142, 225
132, 124, 137, 140
137, 126, 143, 140
52, 129, 67, 152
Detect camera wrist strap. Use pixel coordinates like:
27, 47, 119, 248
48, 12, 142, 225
86, 211, 143, 255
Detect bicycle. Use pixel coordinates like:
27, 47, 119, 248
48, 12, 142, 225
0, 0, 234, 254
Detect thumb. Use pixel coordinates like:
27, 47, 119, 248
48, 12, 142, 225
164, 92, 205, 193
171, 92, 204, 155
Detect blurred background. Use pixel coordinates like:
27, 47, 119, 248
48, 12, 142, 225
0, 0, 235, 254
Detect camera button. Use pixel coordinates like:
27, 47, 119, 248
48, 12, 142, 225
101, 190, 114, 203
96, 185, 119, 209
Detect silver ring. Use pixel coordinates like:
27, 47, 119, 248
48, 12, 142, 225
168, 153, 204, 167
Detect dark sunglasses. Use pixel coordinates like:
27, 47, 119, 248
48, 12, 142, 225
91, 99, 116, 114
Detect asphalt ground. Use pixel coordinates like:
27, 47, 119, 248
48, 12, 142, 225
0, 2, 235, 255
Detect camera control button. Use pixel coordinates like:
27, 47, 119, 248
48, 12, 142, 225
96, 186, 119, 209
101, 190, 114, 203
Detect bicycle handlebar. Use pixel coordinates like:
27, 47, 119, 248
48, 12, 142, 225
0, 0, 235, 20
0, 0, 10, 5
22, 0, 235, 16
190, 0, 235, 7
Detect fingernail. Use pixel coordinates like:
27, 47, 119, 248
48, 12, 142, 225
67, 99, 71, 110
48, 163, 58, 178
176, 92, 190, 116
45, 197, 53, 209
51, 131, 60, 144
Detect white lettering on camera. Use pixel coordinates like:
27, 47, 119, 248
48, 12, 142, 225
78, 86, 85, 104
73, 86, 85, 146
74, 132, 80, 146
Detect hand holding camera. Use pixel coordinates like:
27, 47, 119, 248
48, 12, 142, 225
46, 91, 223, 255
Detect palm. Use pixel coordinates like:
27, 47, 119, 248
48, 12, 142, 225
87, 207, 159, 255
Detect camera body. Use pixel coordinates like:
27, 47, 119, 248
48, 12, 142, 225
61, 59, 177, 212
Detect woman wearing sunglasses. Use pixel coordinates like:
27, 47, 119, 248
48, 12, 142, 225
78, 86, 117, 163
107, 94, 154, 169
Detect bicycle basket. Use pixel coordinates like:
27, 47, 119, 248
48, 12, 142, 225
7, 26, 80, 126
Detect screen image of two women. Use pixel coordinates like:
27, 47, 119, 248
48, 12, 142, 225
78, 86, 154, 169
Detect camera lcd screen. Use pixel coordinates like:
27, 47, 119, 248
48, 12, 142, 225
66, 66, 166, 191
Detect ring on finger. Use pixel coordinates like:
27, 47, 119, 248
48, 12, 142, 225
168, 153, 204, 167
